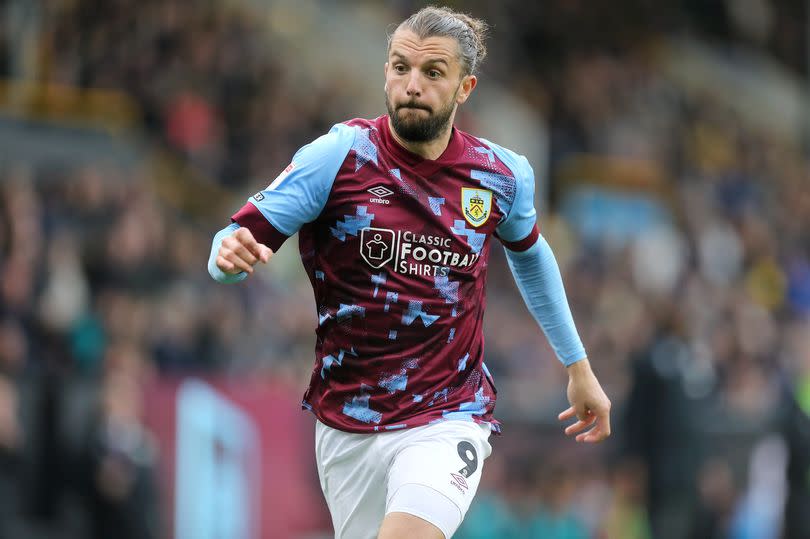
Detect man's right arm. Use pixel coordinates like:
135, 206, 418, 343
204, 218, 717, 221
207, 122, 357, 284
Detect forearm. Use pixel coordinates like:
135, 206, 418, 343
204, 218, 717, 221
504, 234, 586, 366
208, 223, 248, 284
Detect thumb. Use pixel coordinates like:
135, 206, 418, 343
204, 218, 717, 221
575, 402, 590, 421
259, 244, 273, 263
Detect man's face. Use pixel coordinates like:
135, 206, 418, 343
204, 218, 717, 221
385, 30, 475, 143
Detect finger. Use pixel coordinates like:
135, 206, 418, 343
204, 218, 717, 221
224, 240, 259, 266
258, 244, 272, 263
564, 414, 596, 436
234, 227, 261, 256
217, 255, 249, 275
231, 254, 254, 274
235, 243, 259, 265
241, 238, 264, 260
575, 409, 612, 443
558, 406, 576, 421
577, 420, 611, 443
216, 255, 236, 274
221, 249, 253, 274
599, 409, 612, 439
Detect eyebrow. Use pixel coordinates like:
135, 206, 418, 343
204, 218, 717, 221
390, 52, 449, 67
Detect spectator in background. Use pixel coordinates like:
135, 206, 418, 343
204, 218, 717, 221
622, 305, 712, 539
781, 323, 810, 539
76, 350, 159, 539
0, 375, 22, 539
602, 460, 651, 539
526, 461, 589, 539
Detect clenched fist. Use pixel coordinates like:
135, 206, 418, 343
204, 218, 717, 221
215, 227, 273, 275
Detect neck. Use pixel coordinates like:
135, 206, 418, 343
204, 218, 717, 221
387, 117, 454, 161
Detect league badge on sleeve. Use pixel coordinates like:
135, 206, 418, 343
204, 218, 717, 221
461, 188, 492, 227
266, 162, 296, 191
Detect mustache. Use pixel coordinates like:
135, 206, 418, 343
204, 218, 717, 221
396, 102, 432, 113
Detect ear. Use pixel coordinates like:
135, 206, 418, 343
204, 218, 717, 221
456, 75, 478, 105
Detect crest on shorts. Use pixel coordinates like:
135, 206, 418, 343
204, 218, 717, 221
461, 188, 492, 227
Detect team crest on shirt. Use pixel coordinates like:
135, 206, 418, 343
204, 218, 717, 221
461, 188, 492, 227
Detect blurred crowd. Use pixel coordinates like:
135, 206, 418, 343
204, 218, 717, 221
1, 0, 809, 538
457, 49, 810, 539
32, 0, 349, 187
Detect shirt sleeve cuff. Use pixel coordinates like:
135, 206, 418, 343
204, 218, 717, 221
499, 224, 540, 252
231, 202, 290, 252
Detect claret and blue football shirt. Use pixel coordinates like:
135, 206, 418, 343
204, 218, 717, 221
227, 115, 550, 433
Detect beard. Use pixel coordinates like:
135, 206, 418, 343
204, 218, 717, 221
385, 89, 458, 143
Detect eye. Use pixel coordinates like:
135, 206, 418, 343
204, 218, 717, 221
394, 64, 408, 74
427, 69, 442, 79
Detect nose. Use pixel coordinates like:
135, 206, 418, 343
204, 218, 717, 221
405, 71, 422, 98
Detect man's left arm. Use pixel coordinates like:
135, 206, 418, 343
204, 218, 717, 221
492, 149, 611, 443
502, 235, 611, 443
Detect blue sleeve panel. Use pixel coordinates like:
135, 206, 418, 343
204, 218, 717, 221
504, 234, 587, 366
479, 139, 538, 244
246, 122, 356, 236
210, 122, 356, 284
207, 223, 247, 284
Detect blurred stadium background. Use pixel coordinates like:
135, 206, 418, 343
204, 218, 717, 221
1, 0, 809, 538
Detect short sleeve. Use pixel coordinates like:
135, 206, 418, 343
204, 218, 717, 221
480, 140, 539, 251
231, 122, 356, 251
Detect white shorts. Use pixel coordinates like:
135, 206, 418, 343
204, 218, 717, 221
315, 419, 492, 539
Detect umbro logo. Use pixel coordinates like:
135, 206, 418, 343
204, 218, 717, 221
368, 185, 394, 197
368, 185, 394, 204
450, 472, 469, 494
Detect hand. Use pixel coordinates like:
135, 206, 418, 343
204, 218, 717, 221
558, 358, 612, 443
215, 227, 273, 275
